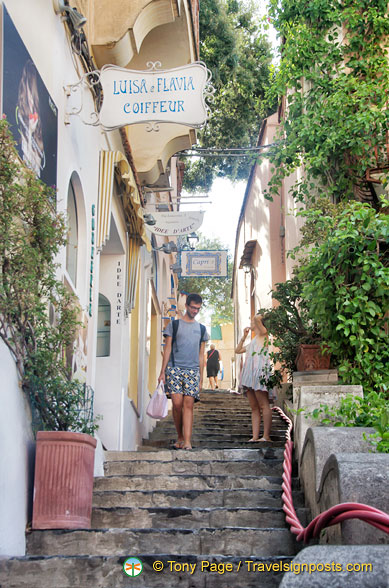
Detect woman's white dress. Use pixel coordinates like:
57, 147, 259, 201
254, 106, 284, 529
240, 336, 273, 392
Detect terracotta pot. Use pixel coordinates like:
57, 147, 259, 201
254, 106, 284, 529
32, 431, 97, 530
296, 343, 331, 372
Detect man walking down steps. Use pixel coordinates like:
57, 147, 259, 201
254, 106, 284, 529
158, 293, 209, 451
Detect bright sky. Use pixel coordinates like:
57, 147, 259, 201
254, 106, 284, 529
180, 178, 246, 253
179, 6, 279, 256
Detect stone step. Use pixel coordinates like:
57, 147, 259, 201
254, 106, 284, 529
27, 527, 298, 557
91, 505, 295, 529
92, 488, 305, 509
0, 554, 295, 587
104, 447, 286, 462
94, 473, 286, 492
157, 420, 285, 428
190, 408, 267, 415
146, 432, 287, 443
104, 458, 284, 477
148, 424, 286, 433
142, 439, 285, 448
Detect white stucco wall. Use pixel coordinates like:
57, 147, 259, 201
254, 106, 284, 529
1, 0, 177, 461
0, 342, 34, 556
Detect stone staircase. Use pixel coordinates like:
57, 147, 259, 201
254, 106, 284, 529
0, 390, 306, 587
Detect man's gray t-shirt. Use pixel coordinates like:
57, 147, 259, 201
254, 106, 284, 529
163, 319, 209, 369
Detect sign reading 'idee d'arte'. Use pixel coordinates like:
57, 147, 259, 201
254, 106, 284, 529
99, 63, 208, 130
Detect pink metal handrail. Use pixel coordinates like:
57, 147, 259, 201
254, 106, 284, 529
271, 405, 389, 542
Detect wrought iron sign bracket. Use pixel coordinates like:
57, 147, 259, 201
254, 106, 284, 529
63, 70, 101, 126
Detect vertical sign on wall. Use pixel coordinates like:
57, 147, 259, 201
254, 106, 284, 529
116, 260, 123, 325
89, 205, 96, 316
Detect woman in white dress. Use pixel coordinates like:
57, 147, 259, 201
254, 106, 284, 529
235, 315, 272, 442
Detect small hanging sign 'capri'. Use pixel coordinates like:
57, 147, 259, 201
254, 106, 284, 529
180, 250, 228, 278
98, 62, 210, 131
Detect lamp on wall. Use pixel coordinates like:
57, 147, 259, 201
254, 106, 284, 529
53, 0, 87, 29
170, 262, 182, 274
186, 232, 199, 250
242, 262, 253, 274
143, 213, 156, 226
366, 168, 389, 200
153, 241, 178, 254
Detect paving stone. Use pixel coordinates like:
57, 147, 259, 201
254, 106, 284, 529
0, 554, 294, 588
105, 447, 286, 461
94, 473, 284, 492
91, 506, 289, 529
92, 487, 296, 509
104, 458, 284, 477
27, 527, 297, 557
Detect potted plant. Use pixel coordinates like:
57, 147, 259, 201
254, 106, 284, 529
259, 276, 330, 380
0, 119, 98, 529
27, 356, 98, 530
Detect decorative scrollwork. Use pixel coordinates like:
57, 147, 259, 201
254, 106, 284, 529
64, 71, 101, 126
145, 122, 161, 132
146, 61, 162, 71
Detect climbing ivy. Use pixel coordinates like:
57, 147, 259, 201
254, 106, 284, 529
298, 197, 389, 394
266, 0, 389, 204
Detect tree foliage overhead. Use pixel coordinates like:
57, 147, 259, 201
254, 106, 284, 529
265, 0, 389, 207
178, 235, 233, 325
182, 0, 277, 192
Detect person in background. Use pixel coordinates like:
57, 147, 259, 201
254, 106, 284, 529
206, 343, 221, 390
159, 293, 209, 450
235, 315, 272, 442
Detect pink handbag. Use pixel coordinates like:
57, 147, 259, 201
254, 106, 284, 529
146, 381, 168, 419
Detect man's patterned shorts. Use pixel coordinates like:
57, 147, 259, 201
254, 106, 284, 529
165, 366, 200, 402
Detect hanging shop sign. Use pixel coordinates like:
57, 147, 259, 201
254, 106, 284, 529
145, 211, 204, 236
98, 62, 209, 130
180, 250, 228, 278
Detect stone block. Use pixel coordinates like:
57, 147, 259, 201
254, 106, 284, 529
317, 453, 389, 545
300, 427, 374, 519
279, 545, 389, 587
274, 383, 293, 411
293, 385, 363, 463
292, 370, 338, 406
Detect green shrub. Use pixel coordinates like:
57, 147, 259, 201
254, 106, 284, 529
0, 118, 97, 434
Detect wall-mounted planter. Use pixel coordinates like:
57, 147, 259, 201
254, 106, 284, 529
32, 431, 97, 530
296, 344, 331, 372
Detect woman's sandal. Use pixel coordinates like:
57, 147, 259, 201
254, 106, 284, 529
172, 441, 184, 450
183, 445, 192, 451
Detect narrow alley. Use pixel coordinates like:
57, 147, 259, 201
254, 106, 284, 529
0, 1, 388, 586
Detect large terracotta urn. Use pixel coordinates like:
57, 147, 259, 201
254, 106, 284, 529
296, 343, 331, 372
32, 431, 97, 529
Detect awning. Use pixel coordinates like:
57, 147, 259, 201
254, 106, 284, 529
125, 231, 140, 315
97, 150, 151, 251
239, 240, 258, 269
